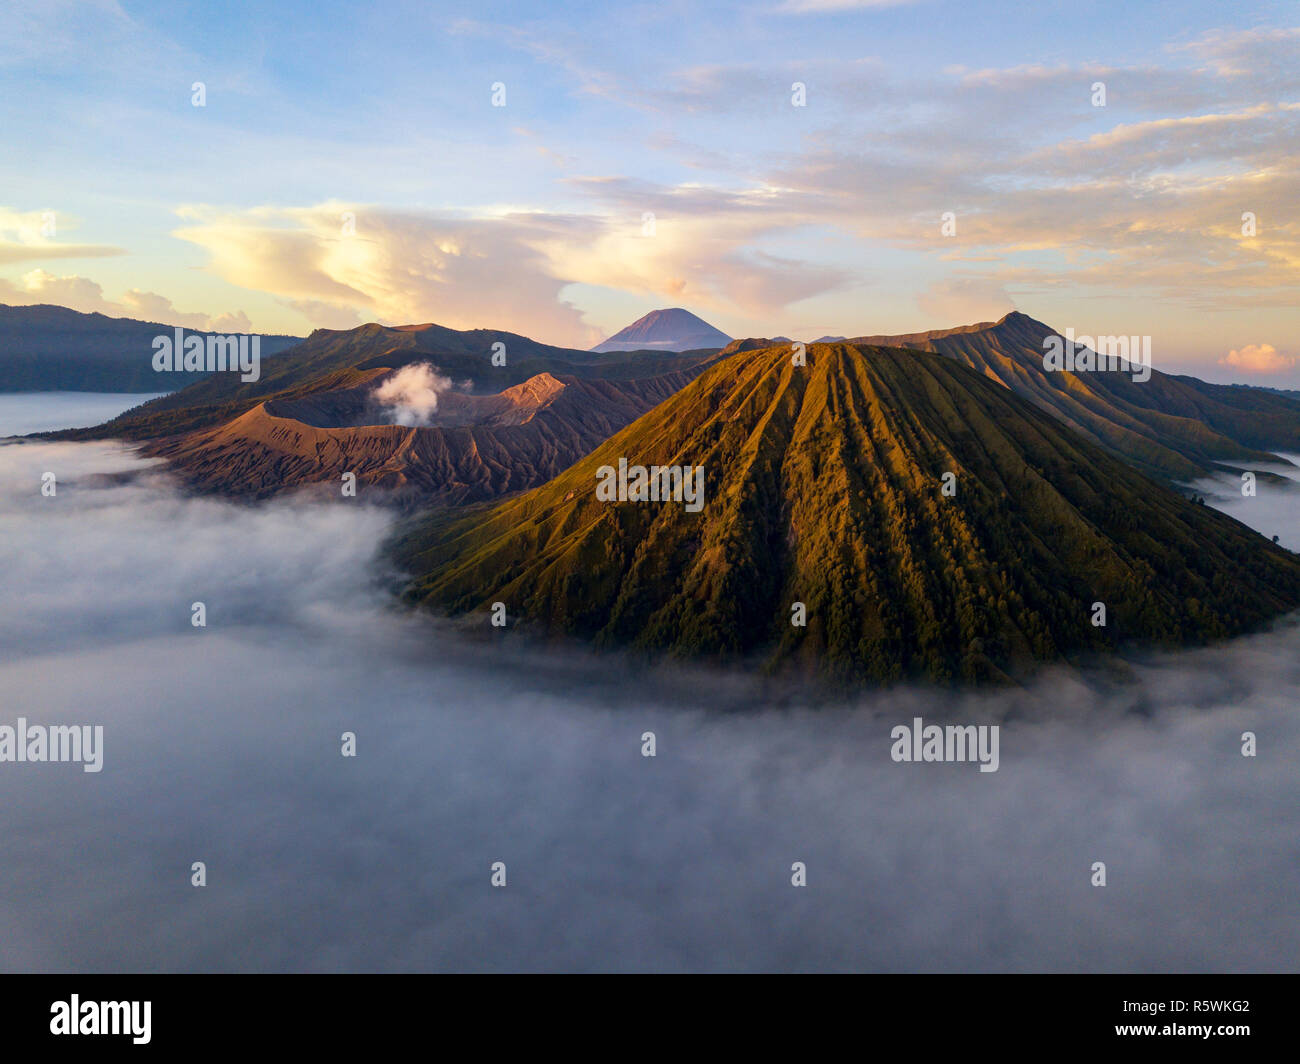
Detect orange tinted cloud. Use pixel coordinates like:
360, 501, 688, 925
1219, 343, 1296, 373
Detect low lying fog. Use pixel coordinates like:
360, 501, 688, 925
2, 436, 1298, 972
0, 391, 166, 437
1188, 454, 1300, 551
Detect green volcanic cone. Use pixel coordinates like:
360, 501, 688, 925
395, 342, 1300, 685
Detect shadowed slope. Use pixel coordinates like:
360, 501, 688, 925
0, 303, 300, 392
851, 312, 1300, 480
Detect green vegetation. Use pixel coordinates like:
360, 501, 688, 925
395, 343, 1300, 686
852, 311, 1300, 480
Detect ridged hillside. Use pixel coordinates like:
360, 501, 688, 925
852, 312, 1300, 479
142, 369, 703, 502
50, 320, 723, 442
396, 342, 1300, 684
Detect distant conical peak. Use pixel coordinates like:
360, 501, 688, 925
592, 308, 732, 353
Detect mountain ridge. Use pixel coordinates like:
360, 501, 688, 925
396, 340, 1300, 685
120, 350, 724, 501
48, 319, 726, 442
0, 303, 301, 392
847, 311, 1300, 480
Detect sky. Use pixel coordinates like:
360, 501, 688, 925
1, 0, 1298, 383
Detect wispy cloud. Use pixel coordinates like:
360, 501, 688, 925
0, 267, 254, 331
0, 207, 123, 265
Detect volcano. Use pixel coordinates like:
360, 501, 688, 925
51, 319, 727, 502
396, 341, 1300, 684
138, 367, 708, 503
591, 308, 731, 353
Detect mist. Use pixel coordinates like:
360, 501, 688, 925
0, 392, 167, 438
1, 438, 1299, 972
1187, 453, 1300, 551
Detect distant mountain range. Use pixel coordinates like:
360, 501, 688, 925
32, 302, 1300, 684
591, 308, 732, 353
847, 311, 1300, 480
396, 340, 1300, 684
142, 367, 714, 503
54, 319, 724, 501
0, 304, 301, 392
55, 319, 722, 441
1224, 382, 1300, 399
45, 306, 1300, 496
19, 300, 1298, 489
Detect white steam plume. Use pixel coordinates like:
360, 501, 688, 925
373, 363, 453, 426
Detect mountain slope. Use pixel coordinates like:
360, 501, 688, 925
49, 320, 723, 442
592, 308, 731, 353
850, 312, 1300, 480
396, 342, 1300, 685
142, 367, 707, 502
0, 303, 300, 392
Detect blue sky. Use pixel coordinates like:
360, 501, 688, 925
2, 0, 1298, 382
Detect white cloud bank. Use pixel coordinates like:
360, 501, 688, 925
1, 435, 1299, 971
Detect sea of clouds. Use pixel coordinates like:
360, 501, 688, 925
0, 391, 165, 437
1, 428, 1299, 972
